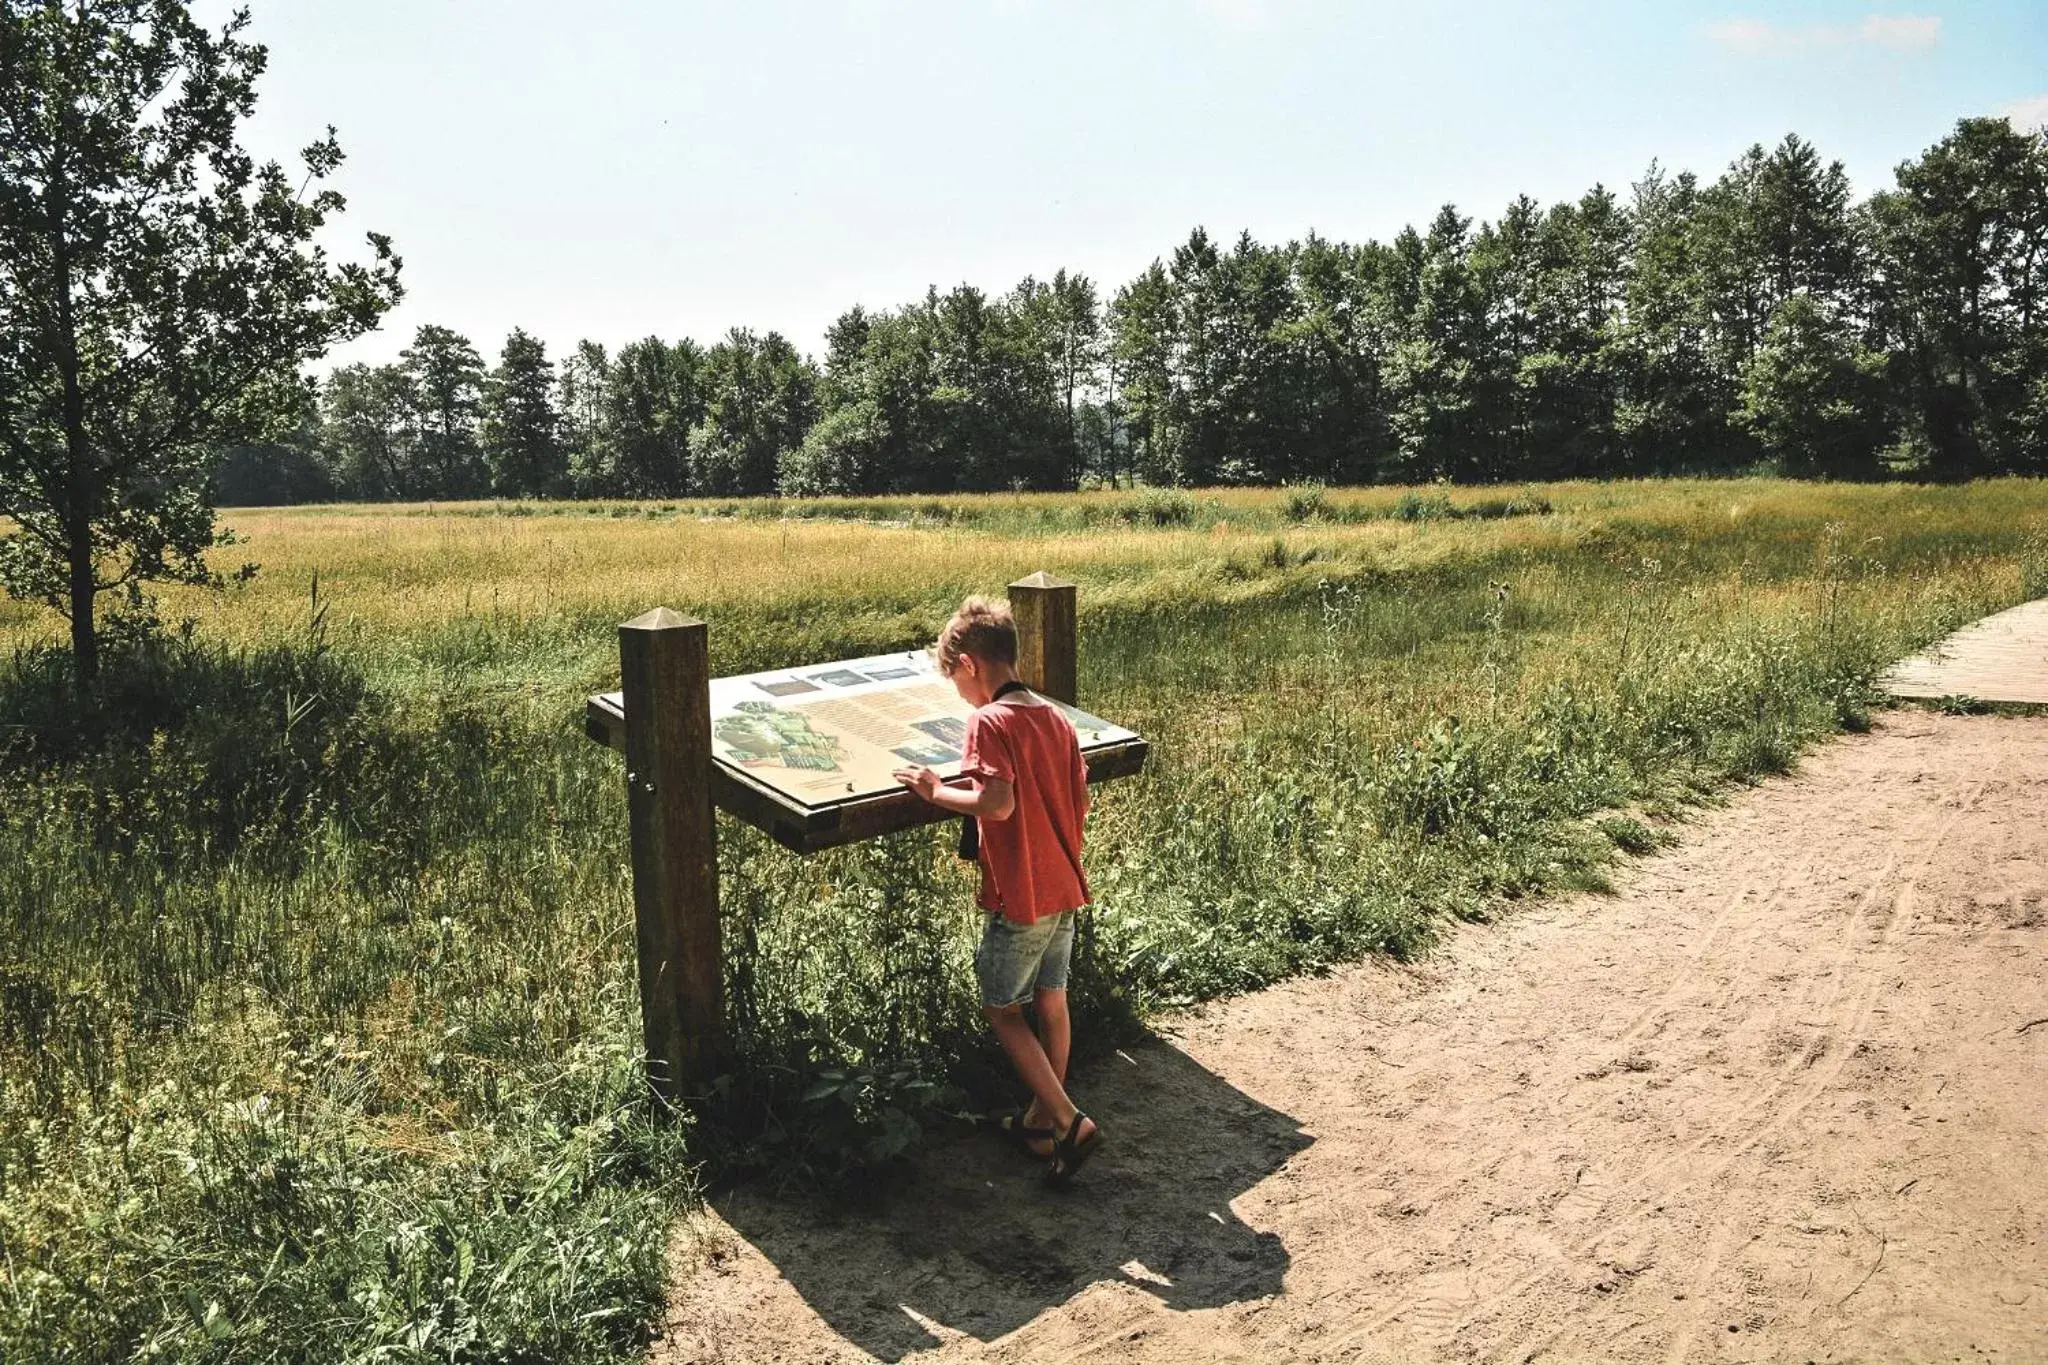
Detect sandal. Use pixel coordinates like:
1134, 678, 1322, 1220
1044, 1112, 1102, 1187
993, 1107, 1055, 1154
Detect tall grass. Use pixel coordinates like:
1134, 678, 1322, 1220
2, 479, 2042, 1361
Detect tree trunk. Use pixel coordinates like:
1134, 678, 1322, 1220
69, 546, 96, 687
48, 68, 95, 689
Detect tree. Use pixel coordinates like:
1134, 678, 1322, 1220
1107, 262, 1177, 484
558, 339, 610, 495
1384, 208, 1493, 481
1613, 163, 1736, 472
212, 385, 332, 506
399, 324, 485, 497
1694, 136, 1859, 380
596, 337, 700, 496
688, 328, 816, 497
1869, 118, 2048, 478
480, 327, 563, 496
319, 362, 414, 499
0, 0, 399, 682
1011, 269, 1102, 486
1735, 295, 1891, 479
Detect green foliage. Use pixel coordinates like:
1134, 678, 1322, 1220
1392, 489, 1458, 522
1, 1022, 683, 1364
687, 329, 818, 497
481, 329, 566, 498
0, 0, 399, 680
2024, 532, 2048, 601
1115, 487, 1202, 526
1868, 118, 2048, 480
1736, 297, 1892, 479
1281, 483, 1329, 522
217, 119, 2048, 508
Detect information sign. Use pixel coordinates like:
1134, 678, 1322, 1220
705, 649, 1139, 810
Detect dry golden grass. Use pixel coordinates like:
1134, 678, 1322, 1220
7, 479, 2038, 661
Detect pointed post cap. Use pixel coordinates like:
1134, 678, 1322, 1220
620, 606, 704, 632
1009, 571, 1074, 590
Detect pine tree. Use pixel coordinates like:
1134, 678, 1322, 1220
480, 328, 564, 496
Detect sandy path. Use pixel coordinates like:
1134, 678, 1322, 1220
661, 712, 2048, 1363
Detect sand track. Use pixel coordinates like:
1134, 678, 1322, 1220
662, 712, 2048, 1363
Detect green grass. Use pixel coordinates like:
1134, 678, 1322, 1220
2, 478, 2044, 1361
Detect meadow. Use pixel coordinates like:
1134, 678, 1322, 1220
2, 479, 2045, 1363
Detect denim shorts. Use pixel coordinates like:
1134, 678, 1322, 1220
973, 910, 1076, 1009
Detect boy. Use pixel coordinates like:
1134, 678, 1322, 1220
892, 596, 1103, 1184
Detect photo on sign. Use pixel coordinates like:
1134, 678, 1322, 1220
753, 678, 820, 698
862, 666, 917, 681
807, 669, 869, 688
910, 716, 967, 748
891, 740, 961, 766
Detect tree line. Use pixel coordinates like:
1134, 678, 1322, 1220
221, 116, 2048, 505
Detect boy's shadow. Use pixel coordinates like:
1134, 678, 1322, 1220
707, 1035, 1312, 1360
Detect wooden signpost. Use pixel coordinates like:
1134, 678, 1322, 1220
584, 573, 1147, 1102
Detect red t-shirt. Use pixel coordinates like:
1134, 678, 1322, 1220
960, 694, 1091, 924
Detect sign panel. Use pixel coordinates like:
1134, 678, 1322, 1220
706, 649, 1138, 810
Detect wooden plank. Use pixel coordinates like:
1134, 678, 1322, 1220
1883, 599, 2048, 704
618, 609, 726, 1099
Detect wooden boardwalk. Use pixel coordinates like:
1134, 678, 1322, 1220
1884, 597, 2048, 704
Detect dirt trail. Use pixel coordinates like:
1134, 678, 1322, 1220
662, 712, 2048, 1363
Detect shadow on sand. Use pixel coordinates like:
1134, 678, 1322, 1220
707, 1033, 1312, 1359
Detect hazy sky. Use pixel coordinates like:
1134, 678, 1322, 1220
199, 1, 2048, 369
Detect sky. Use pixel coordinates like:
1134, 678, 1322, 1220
196, 1, 2048, 369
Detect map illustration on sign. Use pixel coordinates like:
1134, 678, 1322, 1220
714, 701, 846, 773
705, 649, 1139, 810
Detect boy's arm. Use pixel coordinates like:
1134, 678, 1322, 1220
893, 766, 1017, 820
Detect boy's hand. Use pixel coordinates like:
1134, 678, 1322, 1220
892, 764, 942, 802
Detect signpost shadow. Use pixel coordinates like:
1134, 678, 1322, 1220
704, 1034, 1312, 1360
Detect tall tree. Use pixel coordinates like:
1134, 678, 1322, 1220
1384, 208, 1493, 481
1735, 294, 1891, 479
557, 339, 610, 495
1107, 262, 1178, 485
1869, 118, 2048, 478
399, 324, 485, 498
1694, 136, 1859, 381
0, 0, 399, 682
318, 362, 414, 499
598, 336, 700, 496
480, 327, 563, 496
688, 328, 816, 497
1614, 163, 1735, 472
1012, 269, 1103, 487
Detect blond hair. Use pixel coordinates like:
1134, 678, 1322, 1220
935, 596, 1017, 675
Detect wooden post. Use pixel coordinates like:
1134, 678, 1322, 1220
1010, 571, 1078, 704
617, 607, 725, 1102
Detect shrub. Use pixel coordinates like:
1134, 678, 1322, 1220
1114, 487, 1199, 526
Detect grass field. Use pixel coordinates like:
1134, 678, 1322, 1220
3, 479, 2045, 1362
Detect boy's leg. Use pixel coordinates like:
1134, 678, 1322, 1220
1022, 913, 1079, 1140
1030, 911, 1079, 1102
1034, 987, 1070, 1088
985, 1003, 1078, 1135
977, 912, 1092, 1147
